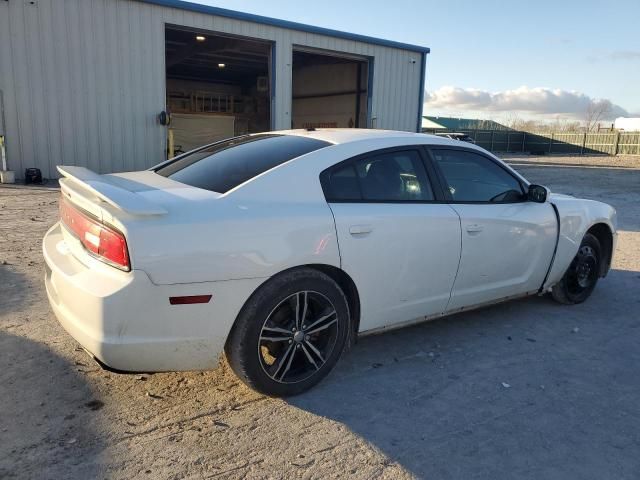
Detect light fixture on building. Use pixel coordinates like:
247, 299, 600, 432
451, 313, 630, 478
218, 63, 226, 68
195, 35, 206, 42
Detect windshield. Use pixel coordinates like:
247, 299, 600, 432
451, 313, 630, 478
155, 134, 331, 193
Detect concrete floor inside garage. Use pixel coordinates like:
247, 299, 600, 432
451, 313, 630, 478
1, 155, 639, 479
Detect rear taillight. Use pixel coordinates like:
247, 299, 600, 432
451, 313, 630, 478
59, 197, 130, 271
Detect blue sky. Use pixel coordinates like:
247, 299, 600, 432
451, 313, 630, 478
195, 0, 639, 121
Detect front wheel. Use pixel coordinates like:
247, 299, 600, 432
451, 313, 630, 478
225, 268, 350, 396
551, 233, 601, 305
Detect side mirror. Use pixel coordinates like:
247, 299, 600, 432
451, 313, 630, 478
528, 184, 549, 203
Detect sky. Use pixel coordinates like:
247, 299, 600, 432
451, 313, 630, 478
193, 0, 639, 123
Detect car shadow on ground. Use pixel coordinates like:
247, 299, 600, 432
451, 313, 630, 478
0, 331, 104, 479
289, 268, 640, 479
0, 265, 40, 316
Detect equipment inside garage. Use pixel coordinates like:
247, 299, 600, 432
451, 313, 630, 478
292, 50, 369, 129
165, 27, 272, 155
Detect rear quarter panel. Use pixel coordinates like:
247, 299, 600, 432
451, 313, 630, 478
128, 137, 438, 285
124, 195, 341, 284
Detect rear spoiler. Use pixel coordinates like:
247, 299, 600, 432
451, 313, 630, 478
57, 166, 168, 216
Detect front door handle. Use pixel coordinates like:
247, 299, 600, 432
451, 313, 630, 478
349, 225, 373, 235
466, 224, 483, 233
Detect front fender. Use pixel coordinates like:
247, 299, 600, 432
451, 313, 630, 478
543, 194, 617, 290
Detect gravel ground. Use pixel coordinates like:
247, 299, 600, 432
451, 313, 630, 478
1, 155, 639, 479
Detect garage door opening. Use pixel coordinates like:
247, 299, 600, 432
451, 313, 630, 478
165, 26, 272, 156
292, 50, 369, 130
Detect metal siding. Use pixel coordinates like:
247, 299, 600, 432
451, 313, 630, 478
365, 45, 375, 128
0, 1, 19, 167
9, 1, 30, 176
118, 0, 136, 172
141, 3, 155, 170
105, 0, 123, 173
393, 52, 403, 129
377, 48, 391, 129
68, 0, 89, 171
88, 0, 103, 172
152, 5, 167, 165
25, 3, 49, 176
403, 53, 413, 131
129, 1, 144, 171
95, 0, 114, 174
50, 2, 73, 173
38, 0, 61, 177
15, 2, 32, 174
416, 52, 427, 133
136, 0, 429, 53
0, 3, 8, 140
0, 0, 424, 177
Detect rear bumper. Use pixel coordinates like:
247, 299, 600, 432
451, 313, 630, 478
43, 223, 265, 372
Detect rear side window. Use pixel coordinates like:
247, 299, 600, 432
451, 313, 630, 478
431, 149, 524, 203
155, 134, 331, 193
324, 164, 361, 200
322, 149, 434, 202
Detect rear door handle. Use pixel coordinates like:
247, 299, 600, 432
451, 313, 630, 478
466, 224, 483, 233
349, 225, 373, 235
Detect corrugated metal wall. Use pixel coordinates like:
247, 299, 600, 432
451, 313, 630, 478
0, 0, 424, 178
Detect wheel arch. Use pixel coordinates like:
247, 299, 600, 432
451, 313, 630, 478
586, 222, 614, 277
228, 264, 361, 349
304, 264, 361, 346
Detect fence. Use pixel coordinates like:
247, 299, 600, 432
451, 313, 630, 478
422, 129, 640, 156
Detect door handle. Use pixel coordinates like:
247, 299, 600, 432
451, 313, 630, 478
466, 224, 483, 233
349, 225, 373, 235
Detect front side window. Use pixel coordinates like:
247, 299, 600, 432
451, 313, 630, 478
431, 149, 524, 203
155, 134, 331, 193
323, 150, 434, 202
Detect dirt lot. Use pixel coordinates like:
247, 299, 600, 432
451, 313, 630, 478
1, 155, 639, 479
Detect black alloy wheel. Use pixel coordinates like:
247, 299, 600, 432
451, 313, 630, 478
225, 268, 350, 396
258, 291, 339, 384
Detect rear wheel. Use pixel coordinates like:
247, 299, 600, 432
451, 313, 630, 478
225, 268, 350, 396
551, 233, 601, 305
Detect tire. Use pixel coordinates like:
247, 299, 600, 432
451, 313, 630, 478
225, 268, 351, 396
551, 233, 601, 305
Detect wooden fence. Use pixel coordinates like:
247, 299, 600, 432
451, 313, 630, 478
422, 129, 640, 156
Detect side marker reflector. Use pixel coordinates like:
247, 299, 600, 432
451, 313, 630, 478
169, 295, 212, 305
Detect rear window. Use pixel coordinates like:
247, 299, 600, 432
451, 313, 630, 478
155, 134, 331, 193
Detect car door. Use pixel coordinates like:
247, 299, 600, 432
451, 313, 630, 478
321, 147, 462, 332
428, 148, 557, 311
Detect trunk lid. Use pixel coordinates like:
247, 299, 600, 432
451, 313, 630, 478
58, 166, 221, 220
56, 166, 220, 271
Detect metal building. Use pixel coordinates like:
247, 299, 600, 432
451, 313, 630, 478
0, 0, 429, 179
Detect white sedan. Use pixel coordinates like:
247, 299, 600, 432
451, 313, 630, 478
43, 129, 616, 396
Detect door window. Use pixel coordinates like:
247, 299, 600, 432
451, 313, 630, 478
323, 150, 434, 202
431, 149, 524, 203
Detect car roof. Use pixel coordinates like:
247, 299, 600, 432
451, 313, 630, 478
269, 129, 525, 182
270, 128, 459, 146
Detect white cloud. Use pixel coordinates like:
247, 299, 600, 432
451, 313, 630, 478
424, 86, 628, 119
